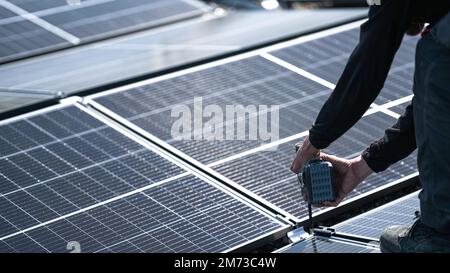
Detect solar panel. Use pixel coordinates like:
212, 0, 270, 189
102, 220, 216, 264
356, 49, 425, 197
333, 191, 420, 240
89, 23, 418, 222
275, 235, 377, 253
270, 28, 417, 105
38, 0, 207, 40
271, 28, 360, 85
0, 103, 288, 253
0, 5, 16, 17
0, 18, 67, 62
0, 0, 209, 63
1, 174, 287, 253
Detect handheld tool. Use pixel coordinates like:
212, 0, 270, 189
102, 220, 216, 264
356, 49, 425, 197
295, 143, 335, 233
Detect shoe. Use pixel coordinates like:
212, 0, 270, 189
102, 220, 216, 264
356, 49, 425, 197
380, 218, 450, 253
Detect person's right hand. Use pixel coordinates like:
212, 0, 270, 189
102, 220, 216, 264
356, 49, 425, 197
406, 18, 425, 36
318, 153, 374, 207
290, 136, 320, 174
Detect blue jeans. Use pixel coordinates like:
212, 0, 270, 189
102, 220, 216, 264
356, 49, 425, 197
414, 27, 450, 234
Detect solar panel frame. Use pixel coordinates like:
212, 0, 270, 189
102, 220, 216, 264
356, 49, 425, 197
0, 98, 291, 253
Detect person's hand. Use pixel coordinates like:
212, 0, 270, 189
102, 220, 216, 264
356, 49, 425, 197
406, 18, 425, 36
290, 136, 320, 174
318, 153, 374, 207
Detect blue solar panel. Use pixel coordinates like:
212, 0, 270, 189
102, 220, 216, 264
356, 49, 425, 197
1, 174, 285, 253
0, 103, 287, 253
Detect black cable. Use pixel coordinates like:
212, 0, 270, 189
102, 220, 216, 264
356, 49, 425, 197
308, 203, 313, 234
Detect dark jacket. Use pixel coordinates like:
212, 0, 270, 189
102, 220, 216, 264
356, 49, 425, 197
308, 0, 450, 172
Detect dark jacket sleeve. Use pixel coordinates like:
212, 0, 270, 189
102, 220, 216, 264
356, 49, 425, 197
362, 11, 450, 172
308, 0, 416, 149
433, 11, 450, 49
362, 102, 417, 172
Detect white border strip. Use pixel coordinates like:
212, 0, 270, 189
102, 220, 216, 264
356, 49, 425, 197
260, 53, 336, 89
371, 105, 401, 119
0, 0, 81, 44
381, 95, 413, 109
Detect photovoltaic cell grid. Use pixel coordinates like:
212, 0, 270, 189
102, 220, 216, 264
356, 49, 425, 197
0, 0, 208, 63
92, 25, 419, 221
94, 56, 332, 164
333, 191, 420, 240
270, 28, 418, 105
276, 236, 375, 253
0, 105, 286, 253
